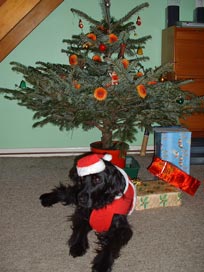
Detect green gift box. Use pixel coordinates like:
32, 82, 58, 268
135, 180, 182, 210
124, 156, 140, 178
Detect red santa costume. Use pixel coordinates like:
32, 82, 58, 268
76, 154, 136, 233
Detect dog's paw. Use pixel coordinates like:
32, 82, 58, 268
92, 255, 112, 272
92, 267, 111, 272
69, 244, 87, 258
39, 193, 56, 207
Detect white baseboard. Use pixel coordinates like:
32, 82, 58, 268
0, 146, 154, 157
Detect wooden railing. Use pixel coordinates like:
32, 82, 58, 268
0, 0, 63, 62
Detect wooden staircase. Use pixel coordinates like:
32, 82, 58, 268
0, 0, 64, 62
191, 138, 204, 165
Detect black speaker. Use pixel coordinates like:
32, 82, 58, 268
194, 7, 204, 23
166, 5, 180, 27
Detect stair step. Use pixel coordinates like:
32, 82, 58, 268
190, 138, 204, 165
191, 146, 204, 153
190, 156, 204, 165
191, 138, 204, 147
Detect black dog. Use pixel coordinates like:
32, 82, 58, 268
40, 153, 136, 272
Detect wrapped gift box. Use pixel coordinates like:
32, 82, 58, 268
124, 156, 140, 178
154, 126, 191, 174
135, 180, 182, 210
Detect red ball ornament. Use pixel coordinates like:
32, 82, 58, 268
136, 16, 141, 26
99, 43, 107, 52
78, 19, 83, 29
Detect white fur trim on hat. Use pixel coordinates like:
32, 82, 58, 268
77, 154, 106, 176
103, 154, 112, 161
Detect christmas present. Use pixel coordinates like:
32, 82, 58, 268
154, 126, 191, 174
135, 180, 182, 210
124, 156, 140, 178
148, 156, 201, 196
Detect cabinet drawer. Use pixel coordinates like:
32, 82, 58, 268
175, 29, 204, 78
180, 114, 204, 138
181, 79, 204, 96
175, 28, 204, 41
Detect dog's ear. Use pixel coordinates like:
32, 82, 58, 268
69, 165, 78, 182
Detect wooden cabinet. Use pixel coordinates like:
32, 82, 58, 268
162, 26, 204, 138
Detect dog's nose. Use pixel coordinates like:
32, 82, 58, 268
78, 193, 92, 208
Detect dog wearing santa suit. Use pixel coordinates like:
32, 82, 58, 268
40, 153, 136, 272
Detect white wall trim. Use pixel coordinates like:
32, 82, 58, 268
0, 146, 154, 157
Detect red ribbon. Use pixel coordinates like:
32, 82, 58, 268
148, 157, 201, 196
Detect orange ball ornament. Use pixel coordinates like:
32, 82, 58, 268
69, 54, 78, 65
87, 33, 97, 41
73, 80, 81, 89
92, 55, 102, 62
109, 33, 118, 43
94, 87, 108, 101
136, 84, 147, 98
121, 59, 129, 69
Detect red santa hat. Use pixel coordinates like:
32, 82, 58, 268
76, 153, 112, 177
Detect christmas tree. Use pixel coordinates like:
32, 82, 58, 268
0, 0, 203, 150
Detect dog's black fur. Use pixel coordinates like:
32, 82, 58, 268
39, 153, 133, 272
